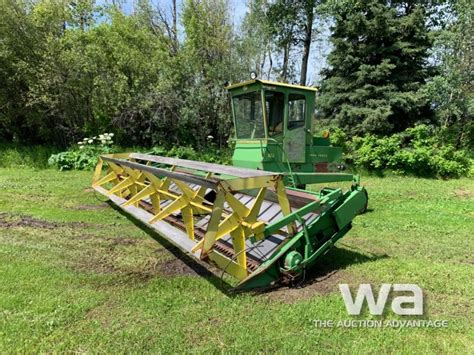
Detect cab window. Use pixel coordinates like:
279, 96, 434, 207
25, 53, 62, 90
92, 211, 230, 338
288, 94, 306, 130
265, 91, 285, 136
232, 91, 265, 139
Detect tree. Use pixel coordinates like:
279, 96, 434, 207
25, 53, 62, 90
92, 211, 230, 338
318, 0, 434, 136
180, 0, 237, 147
135, 0, 179, 55
0, 0, 240, 148
267, 0, 298, 81
299, 0, 316, 85
238, 0, 274, 79
425, 0, 473, 148
0, 0, 69, 144
264, 0, 319, 84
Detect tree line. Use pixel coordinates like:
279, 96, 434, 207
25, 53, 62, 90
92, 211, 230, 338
0, 0, 472, 150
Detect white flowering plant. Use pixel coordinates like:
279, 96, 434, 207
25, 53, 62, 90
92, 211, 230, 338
77, 133, 114, 149
48, 133, 116, 170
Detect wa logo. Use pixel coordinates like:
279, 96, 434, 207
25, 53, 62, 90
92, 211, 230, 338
339, 284, 423, 316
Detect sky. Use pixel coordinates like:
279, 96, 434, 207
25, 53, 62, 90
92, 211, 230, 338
98, 0, 247, 23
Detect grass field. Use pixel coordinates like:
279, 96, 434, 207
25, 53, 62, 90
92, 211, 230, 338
0, 167, 472, 353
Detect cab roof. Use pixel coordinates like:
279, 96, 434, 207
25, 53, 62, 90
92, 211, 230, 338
225, 79, 318, 92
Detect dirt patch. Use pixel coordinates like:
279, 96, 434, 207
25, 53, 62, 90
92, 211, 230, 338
0, 213, 90, 229
104, 236, 139, 247
158, 257, 213, 278
74, 245, 214, 286
0, 213, 58, 229
74, 251, 161, 282
263, 269, 352, 303
67, 221, 91, 228
453, 188, 474, 199
84, 299, 120, 328
70, 204, 108, 211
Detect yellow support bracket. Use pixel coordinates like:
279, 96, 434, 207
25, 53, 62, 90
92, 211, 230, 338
275, 180, 297, 235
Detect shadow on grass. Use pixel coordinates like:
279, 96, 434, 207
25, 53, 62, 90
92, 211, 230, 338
298, 246, 389, 287
108, 202, 234, 294
108, 201, 388, 295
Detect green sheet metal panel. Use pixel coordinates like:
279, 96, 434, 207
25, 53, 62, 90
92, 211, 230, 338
333, 188, 368, 230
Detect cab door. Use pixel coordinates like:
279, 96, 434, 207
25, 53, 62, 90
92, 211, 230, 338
283, 93, 307, 163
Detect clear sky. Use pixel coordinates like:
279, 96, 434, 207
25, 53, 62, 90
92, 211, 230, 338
98, 0, 247, 22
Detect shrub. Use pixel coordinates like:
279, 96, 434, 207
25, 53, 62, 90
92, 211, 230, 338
148, 145, 232, 165
48, 133, 115, 170
329, 127, 348, 152
346, 125, 471, 178
48, 134, 233, 171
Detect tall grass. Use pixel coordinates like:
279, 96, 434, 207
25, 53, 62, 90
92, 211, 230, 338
0, 144, 60, 169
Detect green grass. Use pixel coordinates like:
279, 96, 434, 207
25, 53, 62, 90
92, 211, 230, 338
0, 168, 472, 352
0, 144, 60, 169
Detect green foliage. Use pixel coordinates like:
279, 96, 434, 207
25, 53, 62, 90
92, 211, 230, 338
424, 0, 474, 149
328, 127, 348, 151
0, 0, 471, 180
318, 0, 435, 136
47, 132, 232, 171
148, 145, 232, 165
0, 0, 246, 148
0, 144, 59, 169
48, 133, 114, 170
238, 0, 274, 79
256, 0, 320, 83
344, 125, 471, 178
47, 150, 95, 171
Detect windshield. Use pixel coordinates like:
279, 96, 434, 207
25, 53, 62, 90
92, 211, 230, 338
232, 91, 265, 139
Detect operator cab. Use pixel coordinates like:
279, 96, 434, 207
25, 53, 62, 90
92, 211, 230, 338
226, 79, 317, 163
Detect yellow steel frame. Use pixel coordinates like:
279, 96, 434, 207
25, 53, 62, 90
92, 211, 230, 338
92, 154, 296, 280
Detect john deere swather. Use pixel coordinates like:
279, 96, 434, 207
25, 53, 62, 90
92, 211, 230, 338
92, 80, 368, 291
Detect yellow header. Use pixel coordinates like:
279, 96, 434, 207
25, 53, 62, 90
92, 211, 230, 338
225, 79, 318, 92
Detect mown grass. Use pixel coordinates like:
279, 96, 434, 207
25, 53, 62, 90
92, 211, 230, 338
0, 167, 472, 353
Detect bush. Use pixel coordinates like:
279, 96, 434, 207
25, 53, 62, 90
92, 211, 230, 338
328, 127, 348, 152
346, 125, 471, 178
48, 134, 115, 171
48, 134, 233, 171
148, 145, 232, 165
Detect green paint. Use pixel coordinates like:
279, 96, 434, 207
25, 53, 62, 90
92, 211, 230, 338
236, 186, 368, 291
226, 80, 350, 184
